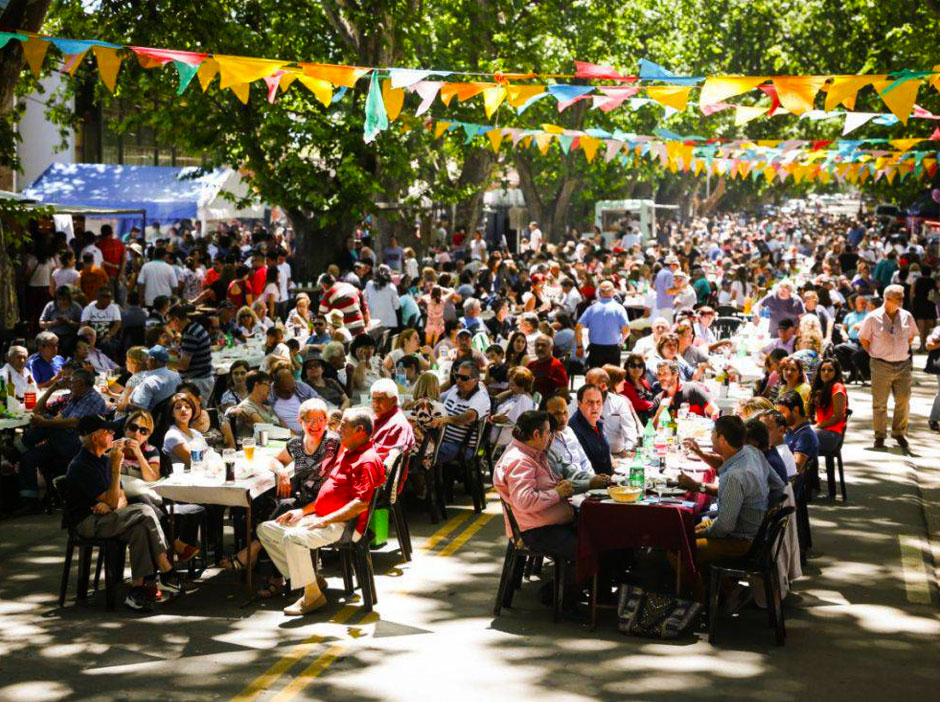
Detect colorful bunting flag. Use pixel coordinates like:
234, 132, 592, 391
363, 72, 388, 143
92, 46, 122, 93
381, 79, 405, 121
699, 76, 767, 107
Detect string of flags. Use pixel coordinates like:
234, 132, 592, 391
7, 29, 940, 168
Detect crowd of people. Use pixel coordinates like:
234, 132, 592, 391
2, 208, 935, 613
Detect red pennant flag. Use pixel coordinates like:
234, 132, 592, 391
758, 84, 782, 115
931, 127, 940, 140
811, 140, 833, 151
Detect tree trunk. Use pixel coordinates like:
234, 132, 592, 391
288, 208, 354, 283
0, 0, 52, 113
453, 148, 497, 235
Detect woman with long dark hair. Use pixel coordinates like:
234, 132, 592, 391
622, 352, 657, 424
807, 358, 848, 454
505, 331, 530, 368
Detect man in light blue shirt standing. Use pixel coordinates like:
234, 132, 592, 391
575, 280, 630, 369
652, 255, 681, 323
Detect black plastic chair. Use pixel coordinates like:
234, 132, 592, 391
412, 427, 445, 523
708, 505, 795, 646
789, 471, 812, 565
820, 409, 851, 501
716, 305, 741, 318
442, 416, 489, 513
713, 316, 744, 340
493, 499, 566, 622
333, 481, 385, 612
54, 476, 127, 610
378, 451, 413, 562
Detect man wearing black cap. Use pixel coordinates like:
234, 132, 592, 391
62, 415, 185, 611
127, 345, 181, 412
760, 317, 797, 356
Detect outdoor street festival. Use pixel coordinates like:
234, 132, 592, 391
1, 1, 940, 701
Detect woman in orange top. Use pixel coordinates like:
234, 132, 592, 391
807, 358, 848, 455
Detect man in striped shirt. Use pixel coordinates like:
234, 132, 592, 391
317, 273, 370, 337
168, 305, 215, 401
430, 361, 491, 464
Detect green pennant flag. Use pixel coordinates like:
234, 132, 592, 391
174, 60, 200, 95
363, 72, 387, 143
556, 134, 574, 154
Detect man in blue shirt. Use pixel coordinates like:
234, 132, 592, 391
575, 280, 630, 369
775, 390, 819, 473
26, 331, 66, 389
652, 256, 681, 322
128, 345, 181, 412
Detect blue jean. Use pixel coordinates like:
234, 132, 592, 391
19, 427, 80, 497
436, 440, 473, 465
520, 523, 578, 563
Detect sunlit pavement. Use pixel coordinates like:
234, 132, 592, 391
1, 369, 938, 702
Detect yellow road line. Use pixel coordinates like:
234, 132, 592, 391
420, 510, 474, 552
267, 645, 347, 702
436, 513, 494, 558
899, 535, 932, 604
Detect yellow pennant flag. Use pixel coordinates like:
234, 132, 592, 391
301, 64, 368, 88
929, 65, 940, 94
694, 160, 705, 176
823, 75, 878, 111
433, 121, 451, 139
23, 36, 49, 77
486, 128, 503, 153
92, 46, 122, 93
278, 71, 298, 92
215, 55, 287, 90
382, 79, 405, 121
873, 78, 922, 124
763, 166, 777, 183
699, 76, 766, 107
520, 135, 533, 149
646, 85, 692, 112
535, 133, 553, 154
540, 123, 565, 135
440, 82, 489, 106
772, 76, 826, 115
667, 159, 679, 174
506, 84, 545, 107
197, 59, 219, 91
889, 138, 924, 152
482, 85, 506, 119
886, 168, 897, 184
230, 81, 250, 104
734, 105, 766, 126
580, 136, 600, 162
296, 75, 333, 106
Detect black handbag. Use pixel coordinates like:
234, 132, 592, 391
617, 585, 702, 639
925, 348, 940, 375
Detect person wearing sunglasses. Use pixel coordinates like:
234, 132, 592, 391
621, 353, 657, 424
430, 361, 490, 464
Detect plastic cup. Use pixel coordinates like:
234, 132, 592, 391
243, 438, 255, 461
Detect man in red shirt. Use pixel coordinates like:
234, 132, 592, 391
526, 335, 568, 404
370, 378, 416, 489
96, 225, 125, 290
258, 408, 385, 616
250, 252, 267, 298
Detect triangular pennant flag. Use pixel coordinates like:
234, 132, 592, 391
0, 32, 25, 51
889, 138, 923, 152
363, 72, 388, 143
412, 81, 443, 116
482, 85, 506, 119
197, 59, 220, 91
50, 38, 99, 55
230, 81, 250, 104
174, 60, 201, 95
381, 79, 405, 121
604, 140, 623, 162
389, 69, 433, 89
547, 84, 595, 104
556, 134, 574, 154
22, 36, 49, 77
486, 128, 503, 153
873, 78, 922, 124
264, 72, 284, 103
574, 61, 624, 81
734, 105, 767, 126
330, 85, 346, 102
302, 63, 369, 88
296, 75, 333, 107
433, 121, 452, 139
92, 46, 122, 93
637, 58, 702, 86
129, 47, 207, 66
440, 82, 489, 105
535, 133, 553, 154
824, 75, 876, 111
63, 51, 88, 77
517, 91, 551, 114
215, 55, 287, 90
699, 76, 766, 107
772, 76, 826, 115
461, 123, 481, 143
931, 127, 940, 140
645, 85, 692, 112
506, 84, 546, 108
580, 136, 600, 162
842, 112, 876, 135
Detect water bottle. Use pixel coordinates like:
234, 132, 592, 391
628, 454, 645, 489
189, 436, 207, 473
396, 370, 407, 390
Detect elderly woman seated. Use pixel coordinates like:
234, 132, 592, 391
223, 398, 341, 597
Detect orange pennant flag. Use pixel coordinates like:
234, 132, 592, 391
823, 75, 878, 111
580, 136, 600, 162
873, 78, 922, 124
382, 79, 405, 121
440, 82, 488, 106
646, 85, 692, 112
230, 81, 250, 104
197, 59, 219, 91
301, 63, 369, 88
486, 128, 503, 153
482, 85, 506, 119
433, 122, 451, 139
296, 75, 333, 106
92, 46, 122, 93
506, 84, 545, 107
699, 76, 766, 107
772, 76, 826, 115
215, 55, 287, 90
889, 138, 924, 152
22, 36, 49, 77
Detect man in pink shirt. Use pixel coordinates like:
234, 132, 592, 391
493, 410, 576, 564
369, 379, 416, 488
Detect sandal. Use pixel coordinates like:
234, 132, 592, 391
220, 555, 246, 572
257, 578, 286, 599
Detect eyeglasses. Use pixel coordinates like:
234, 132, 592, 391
456, 374, 474, 381
126, 423, 151, 436
627, 362, 645, 369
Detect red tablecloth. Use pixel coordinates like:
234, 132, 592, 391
575, 467, 716, 582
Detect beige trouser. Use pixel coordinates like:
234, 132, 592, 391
870, 358, 912, 439
258, 518, 353, 589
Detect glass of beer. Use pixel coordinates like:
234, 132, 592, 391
242, 437, 255, 462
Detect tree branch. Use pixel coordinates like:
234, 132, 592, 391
321, 0, 360, 52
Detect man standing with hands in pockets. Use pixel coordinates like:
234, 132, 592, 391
858, 285, 916, 451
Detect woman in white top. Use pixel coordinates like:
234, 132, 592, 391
382, 328, 431, 376
363, 265, 401, 332
730, 266, 752, 308
112, 346, 150, 413
286, 293, 312, 338
50, 250, 80, 296
162, 393, 205, 468
252, 300, 275, 331
259, 265, 280, 319
237, 306, 263, 341
490, 367, 536, 448
25, 244, 56, 331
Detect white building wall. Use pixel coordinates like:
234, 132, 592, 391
16, 73, 75, 192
